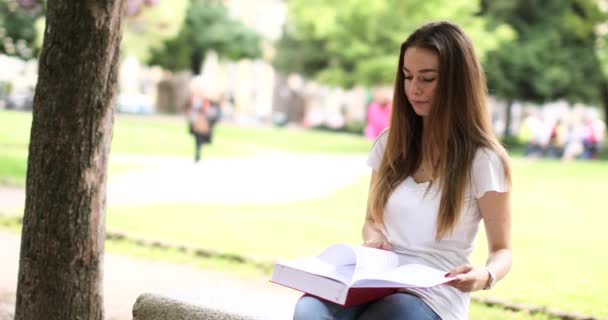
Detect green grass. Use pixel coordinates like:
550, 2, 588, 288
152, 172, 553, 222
0, 110, 32, 187
0, 110, 372, 186
470, 159, 608, 317
0, 146, 28, 187
106, 175, 370, 262
103, 158, 608, 318
111, 115, 371, 156
469, 303, 561, 320
103, 235, 568, 319
105, 238, 270, 278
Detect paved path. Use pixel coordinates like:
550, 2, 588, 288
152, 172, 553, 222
0, 186, 24, 217
108, 153, 369, 205
0, 230, 301, 320
1, 153, 370, 211
0, 152, 370, 319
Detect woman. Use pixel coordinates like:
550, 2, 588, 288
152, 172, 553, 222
293, 21, 512, 320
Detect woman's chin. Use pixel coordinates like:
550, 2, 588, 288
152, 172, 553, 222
412, 107, 430, 117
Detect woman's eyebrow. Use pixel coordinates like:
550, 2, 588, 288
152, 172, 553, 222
403, 67, 438, 73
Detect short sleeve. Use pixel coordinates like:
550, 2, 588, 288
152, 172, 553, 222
471, 148, 509, 199
366, 129, 389, 170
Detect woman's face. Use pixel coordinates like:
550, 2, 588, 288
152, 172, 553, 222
403, 46, 439, 117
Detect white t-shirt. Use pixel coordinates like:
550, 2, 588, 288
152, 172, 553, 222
366, 130, 508, 320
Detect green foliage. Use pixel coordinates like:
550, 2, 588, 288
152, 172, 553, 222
272, 25, 329, 78
482, 0, 607, 105
274, 0, 514, 88
1, 0, 170, 61
148, 0, 262, 73
0, 0, 44, 59
121, 0, 189, 61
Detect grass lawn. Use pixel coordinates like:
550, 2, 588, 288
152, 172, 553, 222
104, 159, 608, 319
0, 110, 372, 186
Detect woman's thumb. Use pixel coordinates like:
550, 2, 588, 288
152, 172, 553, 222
381, 241, 392, 250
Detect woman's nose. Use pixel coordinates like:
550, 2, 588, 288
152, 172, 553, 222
409, 79, 422, 95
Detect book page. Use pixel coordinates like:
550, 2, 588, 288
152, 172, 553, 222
352, 263, 453, 288
350, 245, 399, 281
279, 244, 359, 284
280, 257, 354, 284
316, 243, 358, 266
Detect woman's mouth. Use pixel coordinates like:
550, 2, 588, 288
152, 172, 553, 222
411, 100, 428, 105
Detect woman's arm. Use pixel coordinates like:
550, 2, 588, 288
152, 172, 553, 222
362, 170, 392, 250
447, 190, 512, 292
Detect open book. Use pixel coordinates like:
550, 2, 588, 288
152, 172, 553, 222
271, 243, 454, 307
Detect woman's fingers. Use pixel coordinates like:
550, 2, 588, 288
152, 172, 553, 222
445, 266, 488, 292
446, 264, 473, 277
363, 240, 391, 250
380, 241, 392, 250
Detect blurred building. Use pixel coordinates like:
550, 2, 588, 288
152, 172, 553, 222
196, 0, 287, 123
0, 55, 37, 110
201, 0, 368, 128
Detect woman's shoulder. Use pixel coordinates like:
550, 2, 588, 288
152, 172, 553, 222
471, 145, 511, 178
474, 146, 497, 161
473, 145, 508, 164
370, 128, 389, 151
470, 145, 511, 197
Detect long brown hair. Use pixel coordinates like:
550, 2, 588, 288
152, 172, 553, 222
369, 21, 511, 240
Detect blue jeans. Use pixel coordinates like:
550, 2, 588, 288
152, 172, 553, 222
293, 293, 441, 320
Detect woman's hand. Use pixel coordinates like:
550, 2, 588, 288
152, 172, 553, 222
362, 171, 392, 251
362, 239, 392, 250
445, 264, 490, 292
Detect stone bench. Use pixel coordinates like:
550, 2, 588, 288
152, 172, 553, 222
132, 293, 256, 320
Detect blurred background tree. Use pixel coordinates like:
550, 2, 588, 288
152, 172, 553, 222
0, 0, 45, 60
121, 0, 189, 62
147, 0, 263, 74
480, 0, 607, 136
1, 0, 606, 125
273, 0, 514, 88
0, 0, 166, 61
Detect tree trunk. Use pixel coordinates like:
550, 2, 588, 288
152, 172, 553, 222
15, 1, 126, 320
503, 99, 513, 137
191, 48, 203, 75
601, 83, 608, 123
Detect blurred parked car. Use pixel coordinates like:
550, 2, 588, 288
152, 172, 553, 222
116, 93, 154, 114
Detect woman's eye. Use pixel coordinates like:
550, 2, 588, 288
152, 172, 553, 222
422, 78, 436, 82
404, 76, 413, 80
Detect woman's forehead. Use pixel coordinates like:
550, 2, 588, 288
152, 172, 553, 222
403, 47, 439, 71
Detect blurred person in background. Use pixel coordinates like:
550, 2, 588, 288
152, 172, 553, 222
294, 21, 512, 320
581, 111, 606, 159
518, 107, 544, 158
364, 87, 392, 140
206, 93, 223, 139
188, 82, 211, 163
545, 118, 566, 159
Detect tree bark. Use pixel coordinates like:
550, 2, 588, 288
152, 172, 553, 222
15, 1, 126, 320
503, 99, 513, 137
191, 48, 203, 75
601, 83, 608, 123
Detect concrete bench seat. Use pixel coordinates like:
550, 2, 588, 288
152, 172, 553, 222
132, 293, 255, 320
